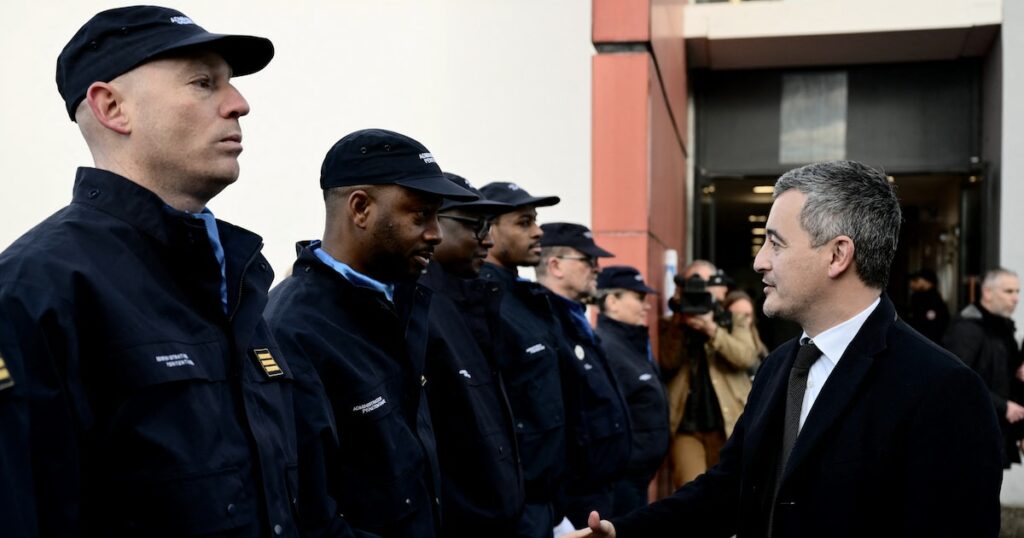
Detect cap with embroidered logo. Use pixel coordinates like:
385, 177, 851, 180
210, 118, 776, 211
320, 129, 477, 201
479, 182, 560, 211
540, 222, 614, 259
56, 5, 275, 122
598, 265, 657, 294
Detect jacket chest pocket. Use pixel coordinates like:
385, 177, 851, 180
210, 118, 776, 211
507, 343, 565, 433
337, 382, 430, 530
98, 341, 253, 490
107, 340, 228, 391
340, 382, 424, 478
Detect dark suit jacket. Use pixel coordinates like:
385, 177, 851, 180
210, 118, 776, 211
612, 295, 1004, 538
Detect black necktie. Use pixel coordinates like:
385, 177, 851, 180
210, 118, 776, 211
768, 340, 823, 536
780, 340, 822, 477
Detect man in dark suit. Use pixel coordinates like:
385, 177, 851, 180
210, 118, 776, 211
568, 160, 1004, 538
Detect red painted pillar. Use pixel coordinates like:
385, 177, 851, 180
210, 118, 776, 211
592, 0, 688, 350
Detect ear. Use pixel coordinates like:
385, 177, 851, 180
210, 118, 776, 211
85, 82, 131, 135
826, 235, 855, 279
348, 189, 373, 229
547, 256, 565, 279
604, 292, 620, 312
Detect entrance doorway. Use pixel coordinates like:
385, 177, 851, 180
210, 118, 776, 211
695, 173, 976, 348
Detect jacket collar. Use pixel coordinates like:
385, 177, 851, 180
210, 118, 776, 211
418, 261, 495, 303
597, 314, 649, 351
961, 303, 1017, 334
72, 167, 180, 245
479, 262, 518, 288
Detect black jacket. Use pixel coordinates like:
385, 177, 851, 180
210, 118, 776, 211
544, 293, 631, 494
943, 303, 1024, 465
596, 314, 669, 481
479, 263, 567, 504
0, 168, 324, 537
418, 262, 524, 535
266, 244, 442, 537
907, 288, 949, 344
0, 309, 35, 538
612, 295, 1003, 538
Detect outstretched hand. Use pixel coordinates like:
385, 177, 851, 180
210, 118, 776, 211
563, 511, 616, 537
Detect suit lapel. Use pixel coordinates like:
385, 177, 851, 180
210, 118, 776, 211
743, 339, 798, 469
780, 295, 895, 483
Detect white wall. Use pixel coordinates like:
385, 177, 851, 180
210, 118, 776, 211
1002, 0, 1024, 341
0, 1, 594, 280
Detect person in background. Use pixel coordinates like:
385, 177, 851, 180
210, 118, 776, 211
662, 261, 759, 489
595, 266, 670, 517
943, 267, 1024, 468
723, 290, 770, 367
418, 173, 524, 536
535, 223, 631, 529
478, 181, 566, 538
907, 268, 949, 344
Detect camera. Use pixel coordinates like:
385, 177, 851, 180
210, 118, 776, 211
668, 274, 716, 315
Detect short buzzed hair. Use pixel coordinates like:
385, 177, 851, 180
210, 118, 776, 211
982, 268, 1018, 288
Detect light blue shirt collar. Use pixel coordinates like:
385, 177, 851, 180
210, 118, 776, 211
311, 241, 394, 303
166, 206, 228, 314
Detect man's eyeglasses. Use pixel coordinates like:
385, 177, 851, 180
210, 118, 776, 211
555, 255, 598, 268
438, 214, 492, 241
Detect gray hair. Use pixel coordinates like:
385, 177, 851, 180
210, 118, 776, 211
982, 268, 1018, 288
535, 245, 575, 279
774, 160, 902, 289
683, 259, 716, 277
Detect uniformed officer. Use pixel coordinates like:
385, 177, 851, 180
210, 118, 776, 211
594, 266, 670, 516
0, 6, 342, 536
265, 129, 476, 537
534, 223, 632, 529
0, 311, 34, 538
478, 181, 567, 538
418, 173, 525, 536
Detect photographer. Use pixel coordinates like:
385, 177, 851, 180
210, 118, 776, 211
660, 260, 759, 489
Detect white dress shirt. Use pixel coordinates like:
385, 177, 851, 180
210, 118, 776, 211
798, 297, 881, 430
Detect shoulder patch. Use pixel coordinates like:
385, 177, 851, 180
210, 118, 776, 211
0, 355, 14, 391
252, 348, 284, 378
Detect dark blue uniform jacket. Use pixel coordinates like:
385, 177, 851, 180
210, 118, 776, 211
418, 262, 524, 535
0, 168, 331, 537
544, 294, 631, 494
266, 244, 442, 538
0, 309, 35, 538
479, 263, 567, 505
596, 314, 669, 481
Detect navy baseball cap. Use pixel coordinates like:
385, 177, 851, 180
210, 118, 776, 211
598, 266, 657, 294
540, 222, 614, 258
440, 173, 513, 214
320, 129, 477, 201
479, 182, 560, 210
57, 5, 275, 121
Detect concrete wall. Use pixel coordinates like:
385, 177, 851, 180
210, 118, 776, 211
0, 0, 594, 281
1002, 0, 1024, 340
